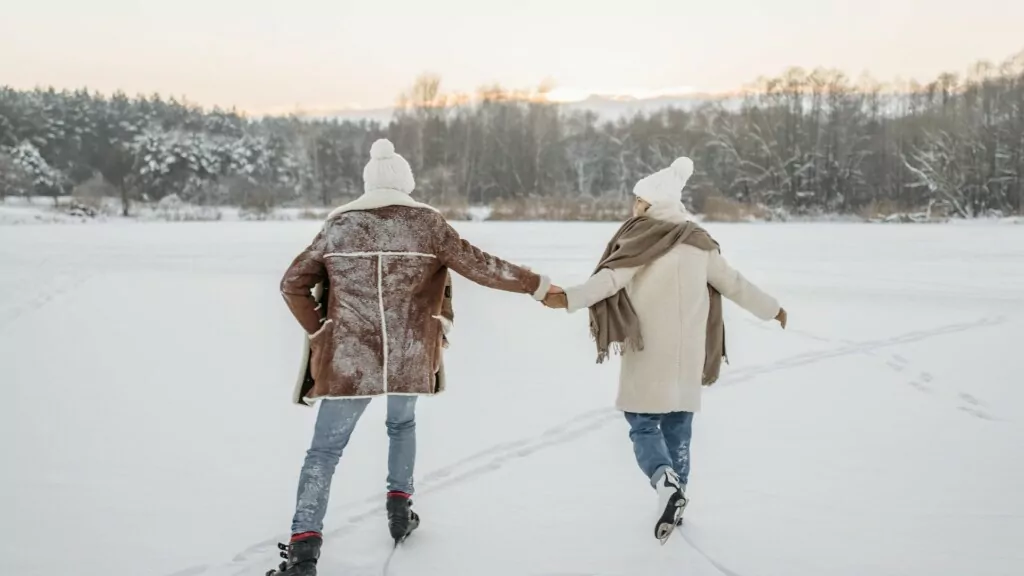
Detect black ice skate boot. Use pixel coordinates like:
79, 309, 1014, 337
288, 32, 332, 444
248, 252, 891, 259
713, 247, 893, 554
266, 532, 322, 576
386, 491, 420, 544
653, 468, 687, 543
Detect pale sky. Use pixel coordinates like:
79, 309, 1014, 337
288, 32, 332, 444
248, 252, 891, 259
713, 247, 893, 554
2, 0, 1022, 113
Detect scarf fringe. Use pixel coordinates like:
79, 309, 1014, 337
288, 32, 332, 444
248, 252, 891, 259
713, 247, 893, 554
589, 298, 646, 363
592, 333, 645, 364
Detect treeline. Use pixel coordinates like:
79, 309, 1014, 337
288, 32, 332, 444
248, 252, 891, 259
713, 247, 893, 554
2, 49, 1023, 219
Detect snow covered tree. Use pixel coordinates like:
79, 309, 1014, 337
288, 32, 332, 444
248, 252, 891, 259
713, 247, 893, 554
1, 47, 1022, 218
9, 141, 64, 203
0, 150, 34, 199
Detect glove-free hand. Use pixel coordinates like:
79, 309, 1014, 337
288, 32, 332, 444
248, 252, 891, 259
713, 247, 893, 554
775, 307, 787, 329
543, 286, 568, 309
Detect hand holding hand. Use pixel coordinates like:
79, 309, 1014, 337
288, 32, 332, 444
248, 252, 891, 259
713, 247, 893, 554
775, 307, 787, 329
543, 284, 567, 309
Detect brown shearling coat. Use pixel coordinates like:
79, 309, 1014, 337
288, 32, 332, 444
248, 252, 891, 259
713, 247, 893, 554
281, 197, 546, 401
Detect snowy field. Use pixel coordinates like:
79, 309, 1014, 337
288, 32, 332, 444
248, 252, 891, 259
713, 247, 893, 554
2, 221, 1023, 576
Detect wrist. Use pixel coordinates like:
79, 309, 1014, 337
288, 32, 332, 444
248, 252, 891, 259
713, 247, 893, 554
531, 274, 552, 301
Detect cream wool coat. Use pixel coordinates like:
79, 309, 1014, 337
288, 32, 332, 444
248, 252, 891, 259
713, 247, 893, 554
564, 204, 780, 414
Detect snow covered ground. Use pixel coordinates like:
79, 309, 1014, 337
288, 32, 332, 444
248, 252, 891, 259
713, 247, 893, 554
1, 221, 1022, 576
0, 198, 92, 225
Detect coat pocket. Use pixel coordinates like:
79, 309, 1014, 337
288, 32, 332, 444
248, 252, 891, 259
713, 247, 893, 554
308, 319, 334, 383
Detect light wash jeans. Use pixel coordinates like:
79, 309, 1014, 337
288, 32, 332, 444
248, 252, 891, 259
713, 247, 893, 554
290, 395, 417, 535
623, 411, 694, 489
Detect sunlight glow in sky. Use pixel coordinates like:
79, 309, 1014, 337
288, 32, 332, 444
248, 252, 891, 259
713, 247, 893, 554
2, 0, 1022, 113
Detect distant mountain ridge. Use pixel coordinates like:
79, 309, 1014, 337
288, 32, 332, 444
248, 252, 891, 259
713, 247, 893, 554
280, 88, 916, 124
289, 93, 739, 124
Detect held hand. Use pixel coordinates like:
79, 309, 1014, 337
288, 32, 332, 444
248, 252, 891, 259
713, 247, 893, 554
542, 285, 567, 309
775, 307, 787, 329
543, 293, 568, 309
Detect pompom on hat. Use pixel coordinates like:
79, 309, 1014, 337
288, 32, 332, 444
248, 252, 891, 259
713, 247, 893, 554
363, 138, 415, 194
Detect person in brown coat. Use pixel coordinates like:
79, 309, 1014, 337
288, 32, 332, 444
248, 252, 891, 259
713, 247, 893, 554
268, 139, 559, 576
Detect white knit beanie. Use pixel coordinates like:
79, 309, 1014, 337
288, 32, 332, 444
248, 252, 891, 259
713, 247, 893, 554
632, 156, 694, 207
363, 138, 415, 194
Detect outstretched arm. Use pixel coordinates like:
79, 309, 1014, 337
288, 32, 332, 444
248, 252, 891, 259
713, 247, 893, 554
706, 251, 781, 321
280, 229, 329, 335
435, 220, 553, 301
561, 266, 640, 312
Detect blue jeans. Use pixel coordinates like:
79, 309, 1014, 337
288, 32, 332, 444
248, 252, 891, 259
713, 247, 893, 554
290, 395, 418, 535
624, 411, 694, 489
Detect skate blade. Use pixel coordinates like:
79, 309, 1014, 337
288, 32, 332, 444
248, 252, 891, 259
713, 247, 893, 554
655, 496, 686, 545
392, 518, 420, 545
656, 523, 676, 545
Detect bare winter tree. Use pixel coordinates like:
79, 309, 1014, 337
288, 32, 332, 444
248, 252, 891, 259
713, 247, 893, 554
2, 49, 1023, 218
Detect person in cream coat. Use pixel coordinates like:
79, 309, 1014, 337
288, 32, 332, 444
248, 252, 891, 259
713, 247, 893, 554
545, 157, 787, 540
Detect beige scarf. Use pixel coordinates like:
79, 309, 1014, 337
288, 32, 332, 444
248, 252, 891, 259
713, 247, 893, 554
587, 217, 728, 385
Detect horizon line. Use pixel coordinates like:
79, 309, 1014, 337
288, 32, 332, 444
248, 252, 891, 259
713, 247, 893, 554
4, 48, 1021, 118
